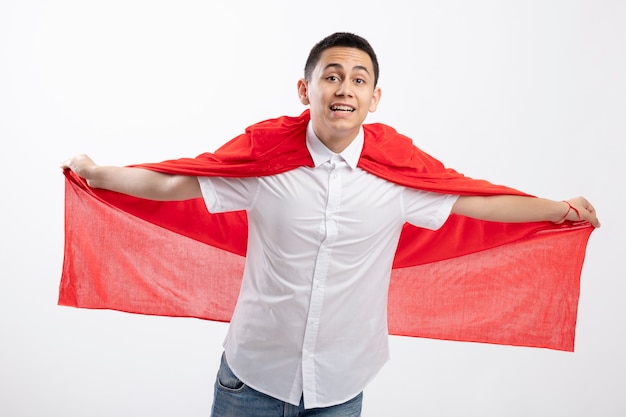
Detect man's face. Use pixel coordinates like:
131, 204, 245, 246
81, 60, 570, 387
298, 47, 381, 149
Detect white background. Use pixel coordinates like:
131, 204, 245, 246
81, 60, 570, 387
1, 1, 624, 416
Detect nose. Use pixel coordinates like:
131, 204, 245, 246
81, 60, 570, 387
336, 80, 353, 97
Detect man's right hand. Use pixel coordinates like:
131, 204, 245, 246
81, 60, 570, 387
61, 154, 99, 185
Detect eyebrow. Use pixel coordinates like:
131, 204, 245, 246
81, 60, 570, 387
323, 63, 371, 75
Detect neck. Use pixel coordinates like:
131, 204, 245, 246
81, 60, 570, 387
319, 137, 354, 153
314, 127, 360, 154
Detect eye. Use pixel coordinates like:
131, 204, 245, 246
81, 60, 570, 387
326, 75, 339, 82
354, 78, 365, 85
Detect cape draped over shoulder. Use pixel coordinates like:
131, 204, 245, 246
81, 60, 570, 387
59, 110, 594, 351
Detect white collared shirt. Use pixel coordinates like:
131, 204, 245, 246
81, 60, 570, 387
199, 123, 458, 409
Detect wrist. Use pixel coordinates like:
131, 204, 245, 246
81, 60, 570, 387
554, 200, 580, 224
84, 165, 104, 188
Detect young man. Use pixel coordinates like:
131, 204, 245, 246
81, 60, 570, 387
62, 33, 600, 416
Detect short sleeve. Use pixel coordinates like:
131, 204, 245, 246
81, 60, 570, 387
198, 176, 259, 214
403, 189, 459, 230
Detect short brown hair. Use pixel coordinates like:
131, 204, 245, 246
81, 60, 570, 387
304, 32, 380, 86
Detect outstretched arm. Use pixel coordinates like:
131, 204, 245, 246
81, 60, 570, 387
452, 195, 600, 228
61, 154, 202, 201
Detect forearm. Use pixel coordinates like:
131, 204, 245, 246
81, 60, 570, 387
88, 165, 195, 200
62, 154, 201, 201
452, 195, 597, 225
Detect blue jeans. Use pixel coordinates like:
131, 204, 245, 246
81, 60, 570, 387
210, 353, 363, 417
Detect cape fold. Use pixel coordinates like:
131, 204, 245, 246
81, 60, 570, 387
59, 110, 594, 351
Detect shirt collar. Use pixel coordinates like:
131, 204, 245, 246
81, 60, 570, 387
305, 122, 363, 169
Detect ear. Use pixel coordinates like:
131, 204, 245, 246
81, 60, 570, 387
368, 86, 382, 113
297, 79, 310, 105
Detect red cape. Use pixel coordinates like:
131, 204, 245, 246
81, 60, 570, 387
59, 110, 593, 351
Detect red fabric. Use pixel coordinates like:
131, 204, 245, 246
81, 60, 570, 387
59, 110, 594, 351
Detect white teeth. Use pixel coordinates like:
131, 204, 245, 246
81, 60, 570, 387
331, 105, 354, 112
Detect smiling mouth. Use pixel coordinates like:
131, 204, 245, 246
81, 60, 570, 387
330, 105, 355, 112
